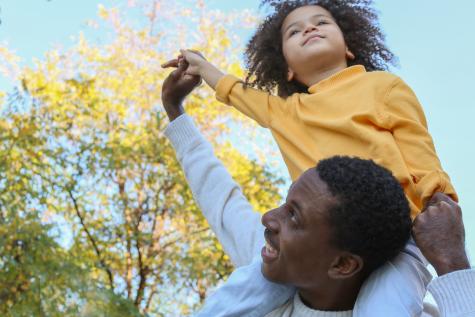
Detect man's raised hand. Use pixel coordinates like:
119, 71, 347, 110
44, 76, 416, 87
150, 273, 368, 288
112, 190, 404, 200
161, 57, 201, 121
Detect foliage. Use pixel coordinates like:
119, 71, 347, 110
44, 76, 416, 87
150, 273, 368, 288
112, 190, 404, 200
0, 1, 282, 315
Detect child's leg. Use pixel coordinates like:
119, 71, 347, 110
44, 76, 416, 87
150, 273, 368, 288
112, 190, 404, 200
354, 238, 433, 316
194, 256, 295, 317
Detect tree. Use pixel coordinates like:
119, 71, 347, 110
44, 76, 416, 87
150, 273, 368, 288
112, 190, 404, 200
0, 1, 282, 315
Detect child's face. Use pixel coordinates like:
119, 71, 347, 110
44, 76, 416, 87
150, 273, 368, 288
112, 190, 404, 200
281, 5, 350, 85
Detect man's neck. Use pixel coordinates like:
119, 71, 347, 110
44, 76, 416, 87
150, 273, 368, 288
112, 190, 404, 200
298, 278, 363, 311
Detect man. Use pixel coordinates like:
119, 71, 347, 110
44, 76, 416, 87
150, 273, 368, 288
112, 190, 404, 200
161, 59, 475, 316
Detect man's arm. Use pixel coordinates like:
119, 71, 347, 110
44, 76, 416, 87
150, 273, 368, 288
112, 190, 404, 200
162, 59, 296, 317
161, 60, 264, 267
165, 115, 264, 266
413, 193, 475, 316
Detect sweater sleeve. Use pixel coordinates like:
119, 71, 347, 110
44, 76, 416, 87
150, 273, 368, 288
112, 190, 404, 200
427, 269, 475, 316
164, 114, 265, 267
195, 256, 296, 317
215, 74, 287, 128
381, 78, 457, 206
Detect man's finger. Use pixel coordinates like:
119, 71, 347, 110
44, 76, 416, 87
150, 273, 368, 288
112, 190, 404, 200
424, 192, 456, 210
176, 58, 189, 73
432, 192, 454, 204
161, 59, 179, 68
165, 59, 189, 82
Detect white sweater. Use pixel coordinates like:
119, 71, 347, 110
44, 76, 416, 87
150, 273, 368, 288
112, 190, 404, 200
165, 114, 475, 317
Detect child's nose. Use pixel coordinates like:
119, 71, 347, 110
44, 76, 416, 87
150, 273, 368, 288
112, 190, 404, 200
304, 24, 318, 35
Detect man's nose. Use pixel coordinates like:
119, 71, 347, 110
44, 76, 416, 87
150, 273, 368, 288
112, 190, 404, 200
262, 208, 281, 232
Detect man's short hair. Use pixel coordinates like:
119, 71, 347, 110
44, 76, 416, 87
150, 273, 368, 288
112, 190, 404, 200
317, 156, 412, 272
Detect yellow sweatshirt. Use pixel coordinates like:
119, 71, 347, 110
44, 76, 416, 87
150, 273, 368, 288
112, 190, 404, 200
215, 65, 457, 217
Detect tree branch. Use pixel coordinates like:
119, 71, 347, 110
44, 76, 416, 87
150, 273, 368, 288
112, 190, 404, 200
117, 175, 133, 299
159, 227, 210, 253
67, 189, 114, 289
146, 181, 176, 259
134, 236, 148, 306
144, 287, 157, 313
133, 188, 149, 306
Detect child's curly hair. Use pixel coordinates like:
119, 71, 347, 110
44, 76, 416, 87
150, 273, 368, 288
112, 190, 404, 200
245, 0, 396, 97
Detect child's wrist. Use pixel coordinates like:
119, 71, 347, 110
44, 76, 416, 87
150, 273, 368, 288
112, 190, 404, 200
198, 60, 212, 75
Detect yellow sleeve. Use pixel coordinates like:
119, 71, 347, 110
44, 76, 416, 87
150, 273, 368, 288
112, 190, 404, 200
215, 75, 287, 128
381, 77, 458, 206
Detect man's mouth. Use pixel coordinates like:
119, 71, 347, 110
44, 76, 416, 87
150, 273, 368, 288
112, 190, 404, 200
262, 229, 279, 263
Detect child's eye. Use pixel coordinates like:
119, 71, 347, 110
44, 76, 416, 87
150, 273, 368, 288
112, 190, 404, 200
289, 30, 299, 37
317, 20, 328, 26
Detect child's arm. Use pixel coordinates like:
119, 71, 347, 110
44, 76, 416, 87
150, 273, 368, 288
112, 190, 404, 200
180, 49, 288, 128
380, 77, 457, 206
179, 49, 225, 90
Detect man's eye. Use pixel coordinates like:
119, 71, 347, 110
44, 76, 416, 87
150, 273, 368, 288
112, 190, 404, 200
288, 209, 297, 222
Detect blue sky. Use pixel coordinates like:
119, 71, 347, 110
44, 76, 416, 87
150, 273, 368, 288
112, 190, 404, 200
1, 0, 474, 261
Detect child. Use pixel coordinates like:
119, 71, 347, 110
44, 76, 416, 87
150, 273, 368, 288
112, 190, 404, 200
166, 0, 457, 315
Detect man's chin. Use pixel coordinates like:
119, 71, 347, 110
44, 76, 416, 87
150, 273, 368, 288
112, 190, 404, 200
261, 261, 285, 284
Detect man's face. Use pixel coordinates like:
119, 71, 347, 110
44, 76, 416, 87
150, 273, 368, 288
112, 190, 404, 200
261, 168, 340, 288
281, 5, 348, 82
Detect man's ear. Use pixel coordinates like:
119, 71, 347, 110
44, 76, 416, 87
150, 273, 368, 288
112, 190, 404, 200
345, 48, 355, 61
327, 253, 363, 279
287, 68, 295, 81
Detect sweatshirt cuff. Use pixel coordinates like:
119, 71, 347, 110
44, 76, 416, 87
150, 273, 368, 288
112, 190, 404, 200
418, 170, 459, 207
215, 74, 241, 104
164, 114, 202, 156
428, 269, 475, 315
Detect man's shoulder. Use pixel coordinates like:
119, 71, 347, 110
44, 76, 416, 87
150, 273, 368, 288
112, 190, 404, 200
421, 301, 440, 317
263, 297, 294, 317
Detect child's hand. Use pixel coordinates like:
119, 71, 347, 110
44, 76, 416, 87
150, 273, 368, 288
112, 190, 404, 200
171, 49, 224, 90
179, 49, 207, 76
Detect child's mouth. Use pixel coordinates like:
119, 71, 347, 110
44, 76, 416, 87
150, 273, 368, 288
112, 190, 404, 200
303, 34, 323, 46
